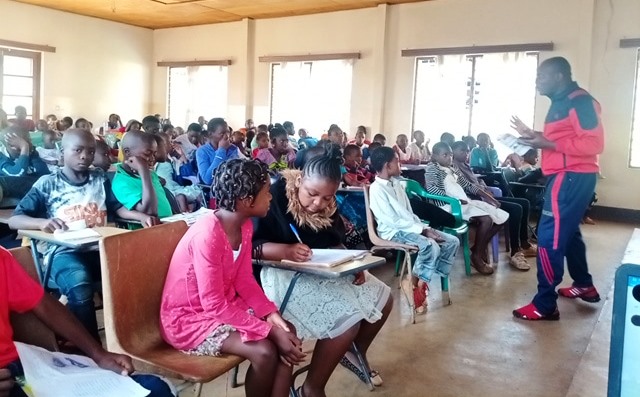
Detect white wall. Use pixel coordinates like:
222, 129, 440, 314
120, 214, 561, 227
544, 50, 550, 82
0, 1, 153, 126
4, 0, 640, 209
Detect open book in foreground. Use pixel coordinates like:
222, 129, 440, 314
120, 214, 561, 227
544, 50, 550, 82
15, 342, 149, 397
281, 249, 369, 267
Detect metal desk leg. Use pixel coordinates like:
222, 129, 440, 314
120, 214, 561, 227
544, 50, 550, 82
29, 239, 46, 285
280, 272, 309, 397
351, 342, 375, 391
279, 272, 303, 313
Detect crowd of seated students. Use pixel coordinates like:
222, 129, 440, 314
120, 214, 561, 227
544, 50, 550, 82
0, 107, 557, 396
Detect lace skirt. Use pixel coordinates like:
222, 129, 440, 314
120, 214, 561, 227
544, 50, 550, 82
260, 267, 391, 340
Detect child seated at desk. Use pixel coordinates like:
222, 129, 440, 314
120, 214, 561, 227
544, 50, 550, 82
196, 118, 238, 185
393, 134, 415, 165
92, 139, 113, 172
153, 134, 202, 213
112, 131, 174, 220
254, 126, 296, 174
426, 142, 509, 275
253, 145, 392, 396
35, 130, 61, 172
0, 247, 174, 397
342, 144, 374, 187
161, 159, 304, 397
8, 129, 157, 341
0, 127, 50, 202
369, 146, 459, 313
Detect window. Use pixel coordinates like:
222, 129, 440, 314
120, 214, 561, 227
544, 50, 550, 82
412, 52, 538, 158
630, 50, 640, 167
270, 60, 353, 136
0, 48, 41, 121
167, 65, 228, 129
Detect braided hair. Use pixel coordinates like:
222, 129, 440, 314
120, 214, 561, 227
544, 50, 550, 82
214, 159, 269, 212
302, 142, 343, 183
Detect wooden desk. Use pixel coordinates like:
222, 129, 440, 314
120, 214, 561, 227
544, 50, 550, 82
18, 227, 130, 285
19, 227, 130, 250
258, 254, 385, 281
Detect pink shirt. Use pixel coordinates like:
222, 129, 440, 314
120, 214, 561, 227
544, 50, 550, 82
160, 213, 277, 349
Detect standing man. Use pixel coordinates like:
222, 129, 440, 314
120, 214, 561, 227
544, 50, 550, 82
511, 57, 604, 321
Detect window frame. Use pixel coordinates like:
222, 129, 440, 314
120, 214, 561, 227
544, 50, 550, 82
629, 49, 640, 168
0, 47, 41, 121
166, 65, 229, 127
410, 51, 539, 139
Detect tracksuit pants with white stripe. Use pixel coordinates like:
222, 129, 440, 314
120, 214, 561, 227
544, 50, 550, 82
532, 172, 597, 314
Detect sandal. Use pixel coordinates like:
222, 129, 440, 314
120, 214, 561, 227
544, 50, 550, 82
339, 356, 384, 386
413, 282, 428, 314
509, 252, 530, 271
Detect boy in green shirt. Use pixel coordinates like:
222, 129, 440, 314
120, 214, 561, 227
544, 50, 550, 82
112, 131, 173, 219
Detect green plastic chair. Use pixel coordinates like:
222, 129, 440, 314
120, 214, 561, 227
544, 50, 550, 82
401, 178, 472, 277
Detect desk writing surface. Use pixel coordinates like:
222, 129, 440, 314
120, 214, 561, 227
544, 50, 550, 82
19, 227, 130, 249
257, 254, 386, 278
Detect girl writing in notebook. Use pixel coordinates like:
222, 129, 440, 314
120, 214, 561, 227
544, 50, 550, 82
160, 159, 305, 397
252, 144, 393, 397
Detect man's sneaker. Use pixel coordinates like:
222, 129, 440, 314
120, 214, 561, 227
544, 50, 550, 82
557, 285, 601, 303
513, 303, 560, 321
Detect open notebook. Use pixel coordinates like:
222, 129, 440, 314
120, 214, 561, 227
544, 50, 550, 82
281, 249, 369, 267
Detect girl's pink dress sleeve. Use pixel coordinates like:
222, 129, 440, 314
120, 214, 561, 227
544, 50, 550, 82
190, 228, 273, 343
233, 221, 278, 318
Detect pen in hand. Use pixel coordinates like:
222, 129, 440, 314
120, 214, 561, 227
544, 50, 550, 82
289, 224, 313, 260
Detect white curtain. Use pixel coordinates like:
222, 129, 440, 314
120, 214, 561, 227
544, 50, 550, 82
413, 55, 471, 143
270, 60, 353, 136
168, 66, 228, 129
471, 52, 538, 159
412, 52, 538, 159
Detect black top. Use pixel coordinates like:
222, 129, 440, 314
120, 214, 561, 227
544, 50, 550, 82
252, 177, 345, 257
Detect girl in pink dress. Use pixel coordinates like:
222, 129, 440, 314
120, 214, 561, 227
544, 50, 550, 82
160, 159, 305, 397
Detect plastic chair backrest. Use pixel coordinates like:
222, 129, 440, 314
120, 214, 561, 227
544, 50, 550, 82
8, 247, 58, 351
99, 222, 189, 355
402, 178, 464, 222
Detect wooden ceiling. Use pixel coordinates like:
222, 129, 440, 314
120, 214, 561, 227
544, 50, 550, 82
12, 0, 428, 29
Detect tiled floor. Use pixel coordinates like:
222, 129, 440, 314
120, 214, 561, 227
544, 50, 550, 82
176, 221, 635, 397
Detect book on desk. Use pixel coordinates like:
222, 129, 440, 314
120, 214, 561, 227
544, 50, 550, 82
281, 249, 369, 268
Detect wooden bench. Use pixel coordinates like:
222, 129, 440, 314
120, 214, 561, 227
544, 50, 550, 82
99, 221, 244, 396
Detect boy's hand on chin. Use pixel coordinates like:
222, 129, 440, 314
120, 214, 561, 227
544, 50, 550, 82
126, 156, 150, 174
